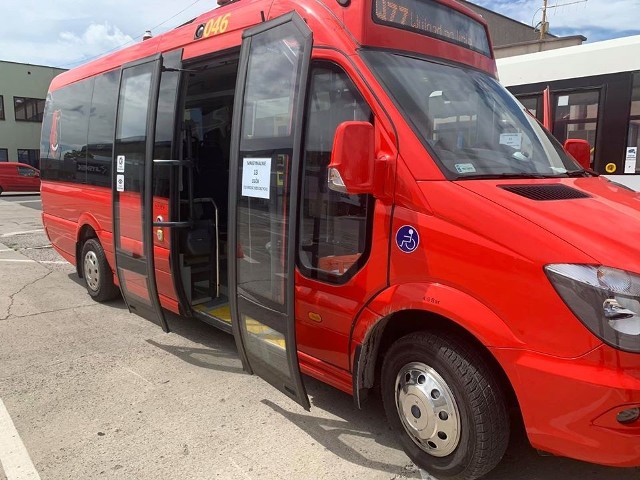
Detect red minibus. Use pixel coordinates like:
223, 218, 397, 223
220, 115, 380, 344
39, 0, 640, 478
0, 162, 40, 194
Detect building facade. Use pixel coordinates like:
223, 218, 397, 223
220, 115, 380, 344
0, 61, 66, 168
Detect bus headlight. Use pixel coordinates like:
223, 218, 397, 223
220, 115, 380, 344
545, 264, 640, 353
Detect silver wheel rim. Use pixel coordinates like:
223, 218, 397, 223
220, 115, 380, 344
395, 362, 461, 457
84, 251, 100, 292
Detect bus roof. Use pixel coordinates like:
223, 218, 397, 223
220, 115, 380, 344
49, 0, 496, 92
497, 35, 640, 86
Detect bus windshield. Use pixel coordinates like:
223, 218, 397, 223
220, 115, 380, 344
362, 50, 583, 179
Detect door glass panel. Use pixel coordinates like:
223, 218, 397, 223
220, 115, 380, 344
554, 90, 600, 165
237, 25, 304, 310
232, 16, 310, 406
114, 63, 153, 306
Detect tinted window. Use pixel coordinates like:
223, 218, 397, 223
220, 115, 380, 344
18, 166, 37, 177
153, 51, 182, 197
0, 149, 7, 161
115, 63, 153, 194
86, 71, 119, 187
298, 64, 373, 283
40, 79, 93, 182
0, 96, 4, 120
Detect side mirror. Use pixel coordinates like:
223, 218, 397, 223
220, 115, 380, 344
564, 138, 591, 170
328, 121, 374, 194
34, 172, 40, 178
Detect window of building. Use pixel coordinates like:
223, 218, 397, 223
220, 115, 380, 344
627, 72, 640, 173
298, 63, 373, 284
14, 97, 46, 122
0, 148, 8, 161
17, 149, 40, 169
553, 90, 600, 166
0, 96, 4, 120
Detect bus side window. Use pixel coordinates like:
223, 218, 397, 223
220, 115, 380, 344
298, 63, 373, 283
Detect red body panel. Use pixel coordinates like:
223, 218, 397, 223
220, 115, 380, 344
40, 0, 640, 470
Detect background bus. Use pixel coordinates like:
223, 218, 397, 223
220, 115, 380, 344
497, 35, 640, 190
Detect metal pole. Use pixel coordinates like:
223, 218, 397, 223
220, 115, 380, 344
540, 0, 548, 40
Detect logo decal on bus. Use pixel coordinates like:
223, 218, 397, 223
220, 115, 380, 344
396, 225, 419, 254
50, 109, 61, 153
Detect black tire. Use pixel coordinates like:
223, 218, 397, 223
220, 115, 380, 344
80, 238, 120, 302
381, 332, 509, 480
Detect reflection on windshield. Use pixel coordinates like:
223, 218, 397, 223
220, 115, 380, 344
362, 51, 582, 179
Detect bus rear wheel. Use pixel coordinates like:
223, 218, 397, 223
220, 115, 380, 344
381, 332, 509, 480
81, 238, 120, 302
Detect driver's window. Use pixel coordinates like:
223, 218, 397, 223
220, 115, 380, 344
298, 63, 373, 284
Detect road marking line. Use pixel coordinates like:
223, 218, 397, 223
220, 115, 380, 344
38, 261, 68, 265
0, 259, 35, 263
0, 399, 41, 480
0, 249, 13, 253
0, 230, 44, 238
17, 201, 42, 204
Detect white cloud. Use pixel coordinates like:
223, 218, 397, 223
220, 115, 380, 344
58, 23, 134, 66
0, 0, 212, 67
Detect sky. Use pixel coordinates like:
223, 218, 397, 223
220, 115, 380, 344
0, 0, 639, 69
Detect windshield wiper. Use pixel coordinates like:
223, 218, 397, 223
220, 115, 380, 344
564, 169, 597, 178
459, 173, 556, 180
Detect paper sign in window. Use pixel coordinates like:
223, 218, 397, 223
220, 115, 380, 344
242, 157, 271, 199
499, 133, 522, 149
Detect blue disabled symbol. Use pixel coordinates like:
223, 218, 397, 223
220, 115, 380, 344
396, 225, 419, 253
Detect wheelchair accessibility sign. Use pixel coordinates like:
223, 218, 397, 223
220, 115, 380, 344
396, 225, 419, 253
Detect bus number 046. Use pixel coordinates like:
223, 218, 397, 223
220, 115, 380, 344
204, 14, 231, 38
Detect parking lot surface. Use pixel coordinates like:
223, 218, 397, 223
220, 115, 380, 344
0, 194, 637, 480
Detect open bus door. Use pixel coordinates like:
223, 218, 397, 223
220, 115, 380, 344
112, 54, 169, 332
229, 13, 311, 410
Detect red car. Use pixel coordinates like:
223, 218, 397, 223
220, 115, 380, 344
0, 162, 41, 194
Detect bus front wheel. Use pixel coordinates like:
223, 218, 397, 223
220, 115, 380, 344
381, 332, 509, 480
81, 238, 120, 302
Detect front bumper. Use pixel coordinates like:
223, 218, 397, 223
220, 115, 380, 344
492, 344, 640, 467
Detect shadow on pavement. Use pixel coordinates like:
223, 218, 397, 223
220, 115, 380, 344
264, 376, 638, 480
146, 312, 244, 375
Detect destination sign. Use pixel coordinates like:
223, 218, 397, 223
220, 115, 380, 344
373, 0, 491, 57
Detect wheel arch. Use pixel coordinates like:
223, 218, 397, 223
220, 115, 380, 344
351, 283, 524, 418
